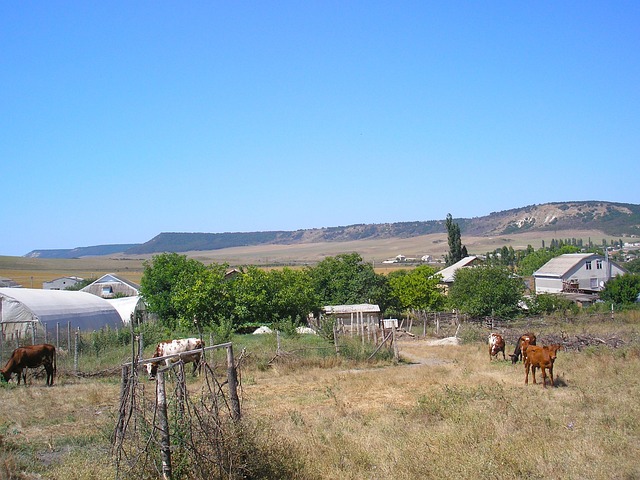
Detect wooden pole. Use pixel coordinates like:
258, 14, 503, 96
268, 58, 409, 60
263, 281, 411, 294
392, 325, 399, 361
226, 345, 241, 421
67, 322, 71, 351
176, 361, 185, 419
157, 370, 172, 480
56, 322, 60, 350
276, 330, 281, 356
423, 312, 427, 337
114, 364, 130, 446
74, 328, 79, 373
333, 323, 340, 356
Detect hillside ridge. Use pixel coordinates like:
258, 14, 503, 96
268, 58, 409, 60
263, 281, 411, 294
24, 201, 640, 258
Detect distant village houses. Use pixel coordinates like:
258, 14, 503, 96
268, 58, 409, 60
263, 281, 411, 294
43, 276, 84, 290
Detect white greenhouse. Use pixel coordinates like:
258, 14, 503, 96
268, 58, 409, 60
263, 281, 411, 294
0, 288, 123, 340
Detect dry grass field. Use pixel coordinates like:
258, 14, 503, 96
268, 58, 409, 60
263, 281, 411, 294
1, 314, 639, 479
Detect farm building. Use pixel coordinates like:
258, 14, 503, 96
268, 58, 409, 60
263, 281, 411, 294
81, 273, 140, 298
105, 296, 147, 325
533, 253, 627, 294
320, 304, 381, 332
43, 276, 84, 290
0, 277, 21, 288
0, 288, 123, 340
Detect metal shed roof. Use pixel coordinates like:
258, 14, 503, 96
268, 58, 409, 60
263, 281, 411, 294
322, 304, 381, 314
436, 256, 479, 283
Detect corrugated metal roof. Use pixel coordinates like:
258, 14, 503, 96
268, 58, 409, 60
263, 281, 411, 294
436, 256, 479, 283
533, 253, 596, 277
322, 304, 380, 314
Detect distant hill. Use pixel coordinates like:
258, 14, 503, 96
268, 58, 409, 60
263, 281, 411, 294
24, 201, 640, 258
24, 244, 141, 259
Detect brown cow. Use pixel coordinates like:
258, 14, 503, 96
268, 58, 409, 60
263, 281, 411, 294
488, 333, 506, 360
510, 332, 537, 364
0, 344, 57, 386
524, 344, 562, 388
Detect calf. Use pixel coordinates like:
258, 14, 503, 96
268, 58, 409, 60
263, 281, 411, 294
524, 344, 563, 388
0, 344, 57, 386
146, 338, 204, 380
488, 333, 506, 361
510, 332, 537, 364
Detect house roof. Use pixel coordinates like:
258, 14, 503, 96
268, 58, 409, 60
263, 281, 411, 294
436, 256, 479, 283
533, 253, 597, 278
82, 273, 140, 292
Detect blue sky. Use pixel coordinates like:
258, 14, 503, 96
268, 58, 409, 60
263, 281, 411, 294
1, 1, 638, 256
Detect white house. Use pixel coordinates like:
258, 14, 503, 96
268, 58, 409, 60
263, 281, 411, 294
43, 276, 84, 290
533, 253, 626, 294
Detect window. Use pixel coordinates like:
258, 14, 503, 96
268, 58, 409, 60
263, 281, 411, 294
102, 286, 113, 295
596, 260, 603, 269
585, 261, 592, 270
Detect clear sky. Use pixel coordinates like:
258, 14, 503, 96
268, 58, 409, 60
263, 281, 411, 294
2, 1, 639, 256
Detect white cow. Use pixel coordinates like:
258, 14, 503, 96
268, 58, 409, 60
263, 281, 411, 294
146, 338, 204, 379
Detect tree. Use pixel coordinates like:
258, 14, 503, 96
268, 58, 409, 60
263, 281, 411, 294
140, 253, 207, 328
444, 213, 466, 266
388, 265, 445, 312
448, 265, 525, 318
625, 258, 640, 274
171, 262, 234, 331
600, 274, 640, 305
233, 266, 318, 327
309, 253, 390, 308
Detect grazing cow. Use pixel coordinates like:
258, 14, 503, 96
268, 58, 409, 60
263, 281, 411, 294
510, 332, 537, 364
524, 344, 563, 388
146, 338, 204, 380
488, 333, 506, 361
0, 344, 57, 386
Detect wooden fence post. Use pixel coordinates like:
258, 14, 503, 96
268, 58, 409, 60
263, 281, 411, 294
423, 311, 427, 337
114, 364, 130, 446
226, 345, 241, 421
67, 322, 71, 352
56, 322, 60, 350
392, 325, 399, 361
333, 323, 339, 356
74, 328, 79, 373
156, 370, 172, 480
176, 361, 186, 419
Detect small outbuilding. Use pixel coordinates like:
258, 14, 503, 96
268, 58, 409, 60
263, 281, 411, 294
0, 288, 123, 339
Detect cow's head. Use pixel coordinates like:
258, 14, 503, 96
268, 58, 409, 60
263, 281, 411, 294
547, 344, 563, 361
146, 362, 159, 380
